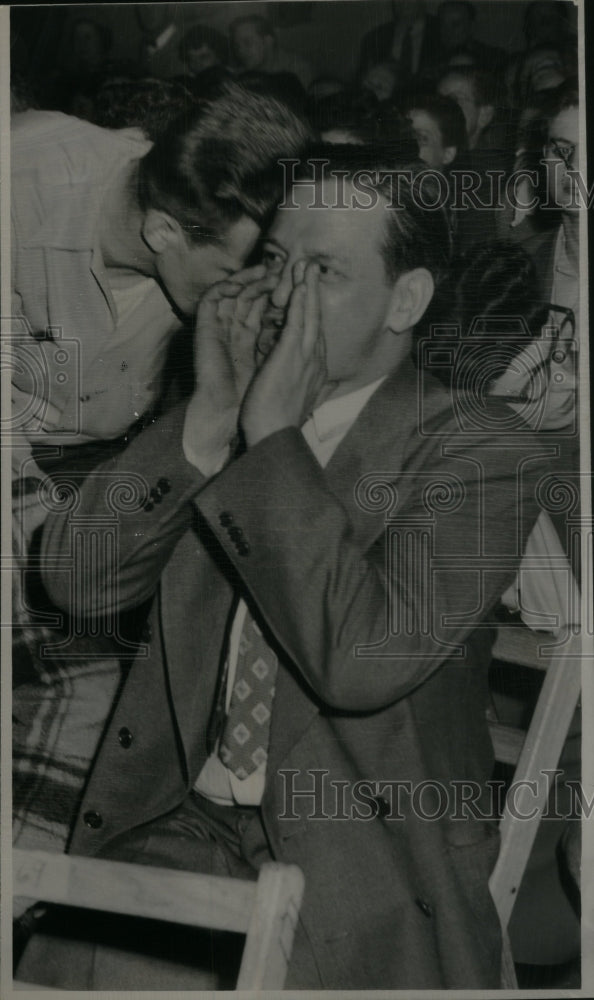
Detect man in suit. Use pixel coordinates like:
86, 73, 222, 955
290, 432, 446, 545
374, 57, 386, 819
359, 0, 439, 81
23, 143, 547, 989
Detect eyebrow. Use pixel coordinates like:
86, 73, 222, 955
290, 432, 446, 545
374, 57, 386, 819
303, 250, 350, 266
549, 136, 576, 144
263, 238, 350, 267
262, 237, 286, 250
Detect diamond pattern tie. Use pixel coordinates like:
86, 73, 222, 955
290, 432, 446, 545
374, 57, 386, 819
218, 611, 278, 780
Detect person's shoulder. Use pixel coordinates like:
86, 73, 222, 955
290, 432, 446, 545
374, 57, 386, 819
12, 109, 150, 158
12, 111, 151, 191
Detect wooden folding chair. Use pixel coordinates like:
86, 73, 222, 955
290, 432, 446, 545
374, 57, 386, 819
13, 848, 304, 990
486, 512, 582, 985
488, 626, 581, 928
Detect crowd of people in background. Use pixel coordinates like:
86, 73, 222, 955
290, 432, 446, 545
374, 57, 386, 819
12, 4, 577, 140
10, 2, 580, 263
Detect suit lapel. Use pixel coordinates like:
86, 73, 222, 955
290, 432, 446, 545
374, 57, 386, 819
160, 528, 235, 777
323, 356, 438, 549
269, 358, 448, 770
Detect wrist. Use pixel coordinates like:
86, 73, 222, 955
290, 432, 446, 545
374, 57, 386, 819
184, 393, 236, 471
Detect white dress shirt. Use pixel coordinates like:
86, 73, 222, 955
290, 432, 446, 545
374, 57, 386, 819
184, 378, 385, 806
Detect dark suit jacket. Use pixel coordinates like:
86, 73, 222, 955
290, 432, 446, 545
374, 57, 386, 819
41, 359, 547, 988
359, 14, 440, 78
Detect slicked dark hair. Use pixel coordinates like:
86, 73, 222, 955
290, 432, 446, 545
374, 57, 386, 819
293, 142, 453, 288
138, 81, 313, 242
418, 241, 549, 387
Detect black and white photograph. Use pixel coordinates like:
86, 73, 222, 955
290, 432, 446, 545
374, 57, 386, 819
2, 0, 592, 994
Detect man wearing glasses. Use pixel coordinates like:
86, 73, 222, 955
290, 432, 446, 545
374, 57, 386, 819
495, 82, 580, 437
491, 80, 582, 974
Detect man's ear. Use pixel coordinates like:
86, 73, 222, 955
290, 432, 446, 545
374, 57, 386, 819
443, 144, 457, 166
477, 103, 495, 132
142, 209, 184, 255
385, 267, 434, 333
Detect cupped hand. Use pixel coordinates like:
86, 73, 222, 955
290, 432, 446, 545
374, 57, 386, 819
241, 261, 333, 447
186, 264, 277, 457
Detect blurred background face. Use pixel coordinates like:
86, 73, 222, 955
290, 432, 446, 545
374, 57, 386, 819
545, 105, 579, 210
438, 74, 477, 139
232, 23, 267, 71
363, 63, 398, 103
521, 47, 565, 94
72, 21, 107, 69
187, 44, 219, 75
408, 109, 452, 169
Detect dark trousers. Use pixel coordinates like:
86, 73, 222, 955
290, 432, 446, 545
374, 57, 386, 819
16, 791, 321, 989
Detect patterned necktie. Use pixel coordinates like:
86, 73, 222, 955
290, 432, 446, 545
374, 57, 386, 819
218, 610, 278, 780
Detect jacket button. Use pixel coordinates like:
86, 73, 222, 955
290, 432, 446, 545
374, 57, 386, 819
149, 488, 162, 504
229, 526, 244, 542
118, 727, 133, 749
374, 796, 391, 818
156, 478, 171, 494
237, 541, 250, 556
219, 511, 234, 527
415, 898, 433, 918
141, 622, 152, 643
83, 811, 103, 830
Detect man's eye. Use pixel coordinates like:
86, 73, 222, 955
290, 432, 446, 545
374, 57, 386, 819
262, 248, 284, 273
315, 261, 340, 279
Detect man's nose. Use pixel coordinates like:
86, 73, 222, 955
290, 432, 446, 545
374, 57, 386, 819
269, 264, 294, 310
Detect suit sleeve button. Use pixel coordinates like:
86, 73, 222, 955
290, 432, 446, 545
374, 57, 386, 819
229, 526, 244, 542
118, 727, 133, 749
144, 501, 154, 512
83, 811, 103, 829
415, 898, 433, 918
219, 511, 234, 527
237, 541, 250, 556
149, 488, 162, 504
156, 478, 171, 494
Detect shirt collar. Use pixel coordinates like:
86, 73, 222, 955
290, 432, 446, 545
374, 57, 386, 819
307, 377, 386, 444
